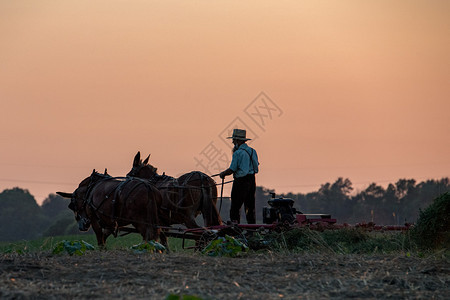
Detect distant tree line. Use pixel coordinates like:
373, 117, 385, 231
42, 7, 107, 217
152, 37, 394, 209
0, 177, 448, 241
254, 177, 449, 225
0, 188, 79, 242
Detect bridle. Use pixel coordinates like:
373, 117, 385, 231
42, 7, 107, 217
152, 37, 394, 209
128, 164, 159, 182
71, 172, 113, 223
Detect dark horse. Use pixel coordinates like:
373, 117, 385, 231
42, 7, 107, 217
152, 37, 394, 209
57, 169, 165, 248
127, 152, 222, 228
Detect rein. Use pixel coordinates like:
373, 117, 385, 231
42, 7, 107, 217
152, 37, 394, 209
130, 165, 233, 190
152, 180, 233, 190
219, 177, 224, 214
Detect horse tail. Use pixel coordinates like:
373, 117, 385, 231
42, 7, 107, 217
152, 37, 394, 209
200, 173, 222, 226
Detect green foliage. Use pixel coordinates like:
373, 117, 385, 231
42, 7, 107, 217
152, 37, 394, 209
0, 234, 190, 254
42, 214, 79, 237
0, 236, 57, 254
41, 194, 69, 218
0, 188, 49, 241
1, 244, 30, 254
412, 192, 450, 250
130, 241, 166, 253
0, 189, 77, 242
52, 240, 95, 256
201, 235, 248, 257
41, 194, 80, 237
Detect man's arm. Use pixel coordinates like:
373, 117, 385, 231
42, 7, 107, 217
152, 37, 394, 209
219, 168, 234, 179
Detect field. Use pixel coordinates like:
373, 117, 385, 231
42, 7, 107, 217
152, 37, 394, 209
1, 234, 449, 299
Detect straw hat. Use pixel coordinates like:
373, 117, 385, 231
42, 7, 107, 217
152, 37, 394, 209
227, 129, 251, 141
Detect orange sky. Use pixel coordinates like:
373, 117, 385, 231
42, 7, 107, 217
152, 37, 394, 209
1, 1, 449, 204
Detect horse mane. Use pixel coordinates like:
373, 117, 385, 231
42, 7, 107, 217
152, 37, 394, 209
78, 169, 112, 188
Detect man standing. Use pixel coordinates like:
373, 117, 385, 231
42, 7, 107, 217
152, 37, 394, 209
220, 129, 259, 224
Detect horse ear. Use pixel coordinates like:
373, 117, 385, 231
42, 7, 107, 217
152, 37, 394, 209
133, 151, 141, 167
92, 169, 96, 175
143, 154, 150, 165
104, 168, 108, 175
57, 192, 73, 198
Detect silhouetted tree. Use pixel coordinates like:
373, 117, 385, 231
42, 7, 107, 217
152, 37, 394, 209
40, 193, 78, 236
319, 178, 353, 219
0, 188, 48, 241
394, 179, 417, 224
303, 191, 324, 213
395, 179, 416, 200
274, 177, 449, 225
42, 217, 80, 237
351, 183, 386, 223
41, 194, 70, 218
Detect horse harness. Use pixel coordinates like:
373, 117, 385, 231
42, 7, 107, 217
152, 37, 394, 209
82, 175, 154, 234
142, 171, 208, 225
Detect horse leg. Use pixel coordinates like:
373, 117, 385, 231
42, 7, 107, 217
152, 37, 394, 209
132, 222, 149, 243
202, 178, 222, 226
102, 228, 113, 243
181, 196, 200, 228
86, 206, 108, 248
181, 188, 201, 228
145, 226, 169, 253
91, 220, 106, 248
133, 222, 158, 246
159, 231, 169, 252
185, 215, 200, 228
202, 199, 222, 226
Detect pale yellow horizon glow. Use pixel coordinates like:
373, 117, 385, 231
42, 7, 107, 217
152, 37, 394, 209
1, 1, 449, 204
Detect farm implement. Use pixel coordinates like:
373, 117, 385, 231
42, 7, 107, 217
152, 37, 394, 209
59, 167, 412, 251
157, 194, 413, 251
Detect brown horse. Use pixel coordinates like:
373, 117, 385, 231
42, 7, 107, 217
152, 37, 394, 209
127, 152, 223, 228
57, 169, 166, 248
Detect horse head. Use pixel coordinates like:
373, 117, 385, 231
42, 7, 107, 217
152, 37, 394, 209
57, 188, 91, 231
127, 151, 158, 179
57, 169, 111, 231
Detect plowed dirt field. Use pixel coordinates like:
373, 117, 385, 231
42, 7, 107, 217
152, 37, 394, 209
1, 251, 449, 299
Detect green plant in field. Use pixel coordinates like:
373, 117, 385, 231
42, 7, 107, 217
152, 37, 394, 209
201, 235, 248, 257
52, 240, 95, 256
412, 192, 450, 250
2, 245, 29, 255
1, 238, 55, 254
130, 241, 166, 253
0, 235, 192, 254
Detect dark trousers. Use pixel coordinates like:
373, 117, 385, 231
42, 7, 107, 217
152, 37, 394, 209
230, 174, 256, 224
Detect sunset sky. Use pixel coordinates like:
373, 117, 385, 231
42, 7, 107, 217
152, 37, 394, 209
1, 1, 449, 204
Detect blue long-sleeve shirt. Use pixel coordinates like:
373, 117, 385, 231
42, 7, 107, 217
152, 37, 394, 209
229, 143, 259, 178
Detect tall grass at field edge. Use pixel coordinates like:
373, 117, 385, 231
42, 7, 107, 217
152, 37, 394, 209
0, 234, 194, 254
